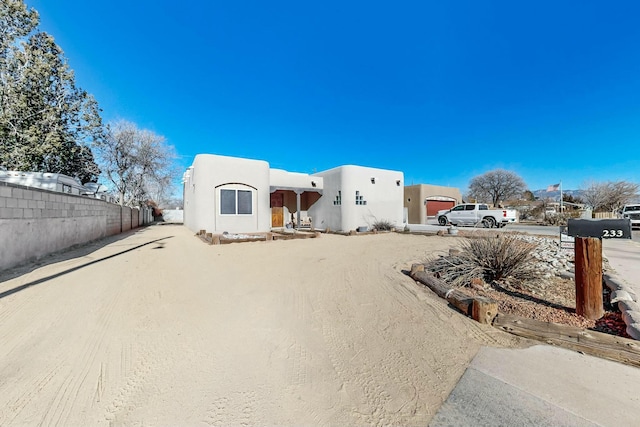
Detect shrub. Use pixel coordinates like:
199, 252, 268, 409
542, 212, 576, 226
426, 235, 543, 287
372, 219, 394, 231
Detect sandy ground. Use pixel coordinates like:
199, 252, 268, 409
0, 225, 524, 426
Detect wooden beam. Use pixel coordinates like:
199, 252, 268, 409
410, 269, 489, 319
493, 313, 640, 367
575, 237, 604, 319
411, 270, 449, 298
472, 297, 498, 324
410, 263, 424, 276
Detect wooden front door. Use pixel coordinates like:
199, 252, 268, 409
270, 192, 284, 227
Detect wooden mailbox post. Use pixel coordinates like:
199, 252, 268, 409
574, 237, 603, 319
567, 219, 632, 320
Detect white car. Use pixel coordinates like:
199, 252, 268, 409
437, 203, 518, 228
620, 204, 640, 229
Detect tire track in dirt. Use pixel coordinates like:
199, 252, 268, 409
103, 341, 160, 424
386, 258, 519, 348
1, 227, 528, 426
203, 390, 258, 427
0, 362, 64, 426
307, 234, 513, 425
37, 281, 126, 427
321, 317, 449, 426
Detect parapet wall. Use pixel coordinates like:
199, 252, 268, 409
0, 181, 153, 271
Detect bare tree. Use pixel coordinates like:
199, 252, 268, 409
467, 169, 527, 206
96, 120, 176, 206
581, 182, 608, 212
581, 181, 639, 212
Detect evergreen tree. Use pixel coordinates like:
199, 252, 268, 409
0, 0, 103, 183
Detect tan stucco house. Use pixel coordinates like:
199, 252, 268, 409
404, 184, 463, 225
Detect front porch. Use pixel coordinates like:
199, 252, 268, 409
270, 189, 322, 230
268, 168, 323, 231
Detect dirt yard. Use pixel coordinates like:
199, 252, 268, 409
0, 225, 524, 426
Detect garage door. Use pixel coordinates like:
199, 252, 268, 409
426, 200, 455, 217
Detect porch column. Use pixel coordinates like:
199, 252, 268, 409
295, 190, 302, 230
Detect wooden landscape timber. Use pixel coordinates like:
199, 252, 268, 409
410, 265, 497, 324
409, 264, 640, 367
271, 231, 320, 241
195, 230, 272, 245
493, 313, 640, 367
195, 229, 321, 244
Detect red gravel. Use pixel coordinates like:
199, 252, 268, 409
458, 277, 631, 339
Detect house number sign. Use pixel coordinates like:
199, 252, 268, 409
567, 219, 632, 239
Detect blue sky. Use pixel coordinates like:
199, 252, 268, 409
26, 0, 640, 193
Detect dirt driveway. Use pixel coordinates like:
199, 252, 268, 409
0, 225, 522, 426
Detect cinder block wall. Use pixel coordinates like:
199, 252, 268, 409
133, 207, 138, 229
0, 182, 151, 271
122, 206, 132, 232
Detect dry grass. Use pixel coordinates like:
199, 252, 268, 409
371, 219, 394, 231
425, 235, 544, 287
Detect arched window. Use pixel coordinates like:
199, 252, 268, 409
217, 183, 256, 215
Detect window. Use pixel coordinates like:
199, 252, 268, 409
465, 205, 475, 211
452, 205, 465, 211
220, 189, 236, 214
237, 190, 252, 214
220, 189, 253, 215
355, 190, 367, 205
333, 191, 342, 205
479, 205, 488, 210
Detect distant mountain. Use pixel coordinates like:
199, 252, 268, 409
532, 188, 585, 202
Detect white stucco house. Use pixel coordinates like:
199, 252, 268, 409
307, 165, 404, 232
182, 154, 404, 234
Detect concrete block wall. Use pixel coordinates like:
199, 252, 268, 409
133, 207, 141, 228
0, 181, 152, 271
106, 205, 121, 236
122, 206, 132, 232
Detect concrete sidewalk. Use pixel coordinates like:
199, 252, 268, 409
430, 345, 640, 427
398, 224, 640, 425
602, 238, 640, 339
430, 237, 640, 427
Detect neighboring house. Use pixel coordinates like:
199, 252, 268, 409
0, 170, 88, 195
182, 154, 404, 234
404, 184, 463, 225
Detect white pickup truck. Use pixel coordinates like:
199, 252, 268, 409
437, 203, 518, 228
619, 204, 640, 229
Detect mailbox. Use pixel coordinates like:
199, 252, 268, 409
567, 218, 632, 239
